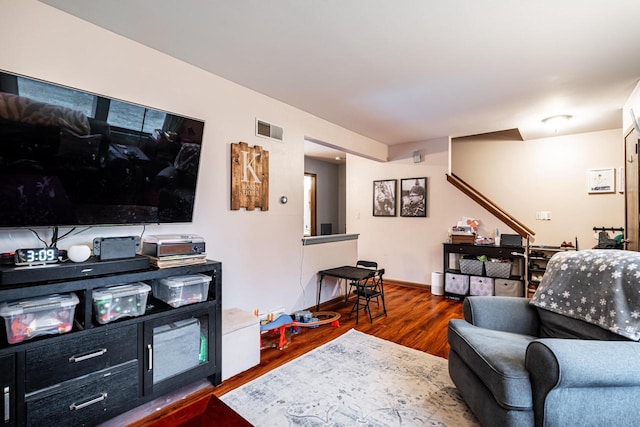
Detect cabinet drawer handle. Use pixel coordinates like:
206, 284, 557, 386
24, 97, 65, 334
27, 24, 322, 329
69, 392, 107, 411
68, 348, 107, 363
147, 344, 153, 371
3, 386, 9, 423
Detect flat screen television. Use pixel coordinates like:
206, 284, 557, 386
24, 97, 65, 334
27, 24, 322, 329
0, 70, 205, 228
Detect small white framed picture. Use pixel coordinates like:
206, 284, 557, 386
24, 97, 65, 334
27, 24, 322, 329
587, 168, 615, 194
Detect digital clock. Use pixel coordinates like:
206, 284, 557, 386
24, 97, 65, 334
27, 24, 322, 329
14, 248, 60, 266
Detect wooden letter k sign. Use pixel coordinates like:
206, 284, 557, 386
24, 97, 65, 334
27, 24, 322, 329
231, 142, 269, 211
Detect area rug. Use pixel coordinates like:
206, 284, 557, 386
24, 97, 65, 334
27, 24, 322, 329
221, 329, 479, 426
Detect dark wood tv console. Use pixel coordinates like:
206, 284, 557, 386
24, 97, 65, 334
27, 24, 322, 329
0, 260, 222, 427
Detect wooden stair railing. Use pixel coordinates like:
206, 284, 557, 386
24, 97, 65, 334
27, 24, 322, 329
446, 173, 535, 238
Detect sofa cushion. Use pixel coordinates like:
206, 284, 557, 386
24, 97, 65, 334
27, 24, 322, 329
537, 308, 631, 341
448, 319, 536, 410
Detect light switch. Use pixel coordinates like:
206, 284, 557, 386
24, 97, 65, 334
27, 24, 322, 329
536, 211, 551, 220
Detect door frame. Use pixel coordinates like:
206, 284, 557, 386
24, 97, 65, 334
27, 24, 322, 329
304, 173, 317, 236
624, 126, 639, 251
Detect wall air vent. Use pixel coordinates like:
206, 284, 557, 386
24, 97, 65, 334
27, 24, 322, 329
256, 118, 284, 141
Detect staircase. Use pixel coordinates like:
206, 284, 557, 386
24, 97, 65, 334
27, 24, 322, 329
446, 172, 535, 239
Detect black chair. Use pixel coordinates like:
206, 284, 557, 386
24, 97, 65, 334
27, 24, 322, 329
346, 260, 377, 304
349, 264, 387, 324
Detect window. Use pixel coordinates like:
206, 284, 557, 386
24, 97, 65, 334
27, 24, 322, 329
107, 99, 166, 133
17, 76, 166, 134
17, 77, 95, 117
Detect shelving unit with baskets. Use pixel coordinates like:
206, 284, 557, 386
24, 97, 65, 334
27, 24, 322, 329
442, 243, 525, 299
527, 245, 576, 297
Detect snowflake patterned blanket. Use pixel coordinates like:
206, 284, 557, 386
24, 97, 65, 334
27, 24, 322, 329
530, 249, 640, 341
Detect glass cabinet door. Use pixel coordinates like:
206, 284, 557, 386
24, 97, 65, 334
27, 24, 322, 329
142, 303, 216, 397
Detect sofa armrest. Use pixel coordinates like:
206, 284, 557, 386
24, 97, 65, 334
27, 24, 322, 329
527, 339, 640, 388
463, 296, 539, 336
526, 339, 640, 426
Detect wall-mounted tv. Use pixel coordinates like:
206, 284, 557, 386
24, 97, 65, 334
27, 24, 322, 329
0, 70, 205, 228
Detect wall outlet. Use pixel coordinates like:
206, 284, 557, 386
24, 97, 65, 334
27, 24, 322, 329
535, 211, 552, 220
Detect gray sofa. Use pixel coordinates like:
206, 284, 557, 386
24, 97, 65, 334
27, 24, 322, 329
448, 249, 640, 427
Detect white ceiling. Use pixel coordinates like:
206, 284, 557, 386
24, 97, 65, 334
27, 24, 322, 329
40, 0, 640, 149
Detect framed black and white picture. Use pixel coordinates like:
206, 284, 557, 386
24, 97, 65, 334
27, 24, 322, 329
373, 179, 397, 217
400, 177, 427, 217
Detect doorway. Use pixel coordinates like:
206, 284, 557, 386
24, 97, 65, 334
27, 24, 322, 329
303, 139, 346, 236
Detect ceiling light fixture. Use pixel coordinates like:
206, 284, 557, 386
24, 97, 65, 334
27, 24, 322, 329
541, 114, 572, 131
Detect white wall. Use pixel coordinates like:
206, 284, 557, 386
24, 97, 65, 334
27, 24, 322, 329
0, 0, 387, 313
624, 81, 640, 132
301, 239, 358, 308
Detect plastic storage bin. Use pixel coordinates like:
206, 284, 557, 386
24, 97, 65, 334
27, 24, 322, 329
153, 274, 211, 308
92, 282, 151, 324
0, 293, 79, 344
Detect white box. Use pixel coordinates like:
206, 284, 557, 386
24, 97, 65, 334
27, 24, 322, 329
222, 308, 260, 381
494, 279, 524, 297
445, 273, 469, 296
470, 276, 494, 296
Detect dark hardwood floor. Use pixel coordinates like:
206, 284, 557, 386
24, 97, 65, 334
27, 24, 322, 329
214, 282, 464, 396
131, 282, 465, 425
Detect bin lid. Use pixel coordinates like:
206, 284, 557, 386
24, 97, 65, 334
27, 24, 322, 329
93, 282, 151, 301
159, 273, 212, 288
0, 293, 79, 317
222, 308, 258, 334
